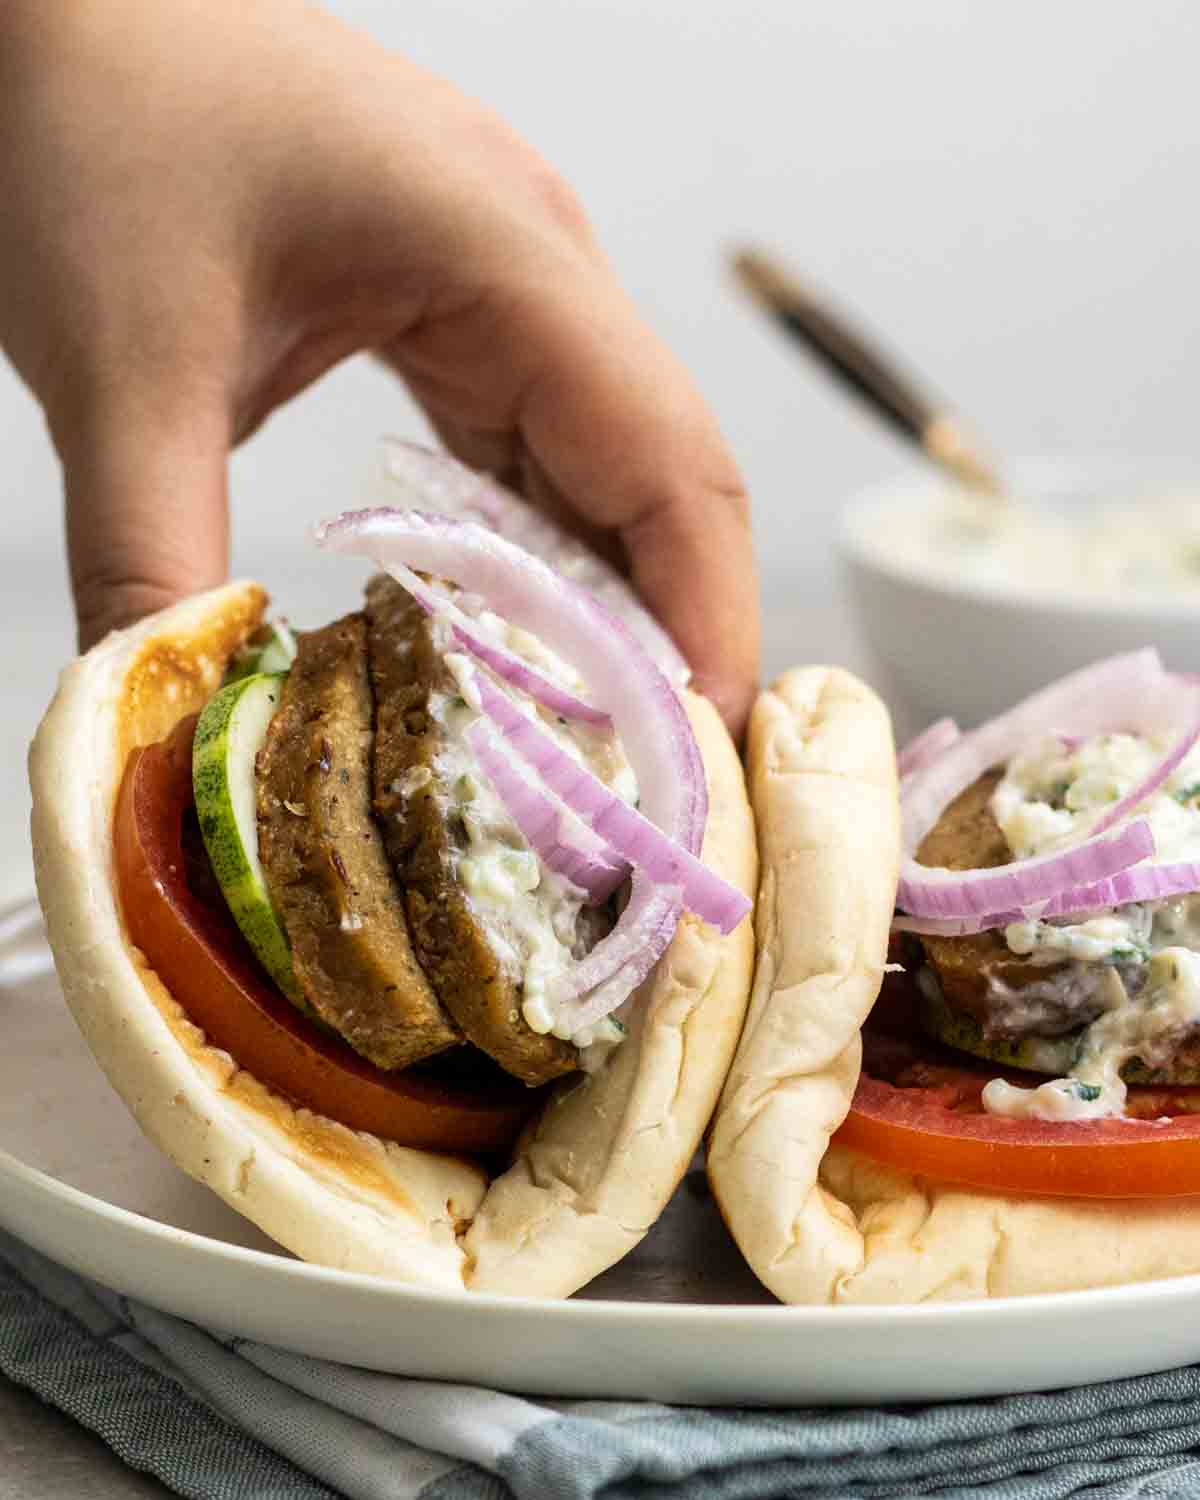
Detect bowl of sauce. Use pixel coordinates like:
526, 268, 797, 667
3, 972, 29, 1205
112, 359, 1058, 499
839, 458, 1200, 729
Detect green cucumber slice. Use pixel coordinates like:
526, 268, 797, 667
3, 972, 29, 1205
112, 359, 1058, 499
225, 621, 298, 683
193, 672, 300, 999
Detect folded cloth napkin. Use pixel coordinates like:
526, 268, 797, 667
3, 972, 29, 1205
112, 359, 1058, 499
4, 1229, 1200, 1500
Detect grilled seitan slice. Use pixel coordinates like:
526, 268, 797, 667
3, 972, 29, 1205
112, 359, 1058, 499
914, 774, 1200, 1078
914, 770, 1083, 1035
364, 574, 579, 1087
256, 614, 460, 1070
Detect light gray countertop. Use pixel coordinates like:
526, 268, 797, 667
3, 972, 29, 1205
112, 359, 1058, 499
0, 1379, 173, 1500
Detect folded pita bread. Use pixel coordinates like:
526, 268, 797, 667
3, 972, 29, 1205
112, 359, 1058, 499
30, 582, 756, 1296
709, 664, 1200, 1304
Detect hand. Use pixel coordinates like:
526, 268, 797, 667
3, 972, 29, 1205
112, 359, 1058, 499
0, 0, 758, 732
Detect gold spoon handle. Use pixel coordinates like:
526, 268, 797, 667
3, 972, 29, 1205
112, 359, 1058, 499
733, 248, 1002, 497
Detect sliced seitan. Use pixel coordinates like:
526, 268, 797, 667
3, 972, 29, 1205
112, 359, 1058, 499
915, 770, 1083, 1034
914, 773, 1200, 1079
363, 573, 579, 1087
256, 613, 460, 1070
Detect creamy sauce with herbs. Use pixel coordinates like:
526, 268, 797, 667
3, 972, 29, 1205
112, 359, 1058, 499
426, 591, 637, 1053
978, 731, 1200, 1119
993, 731, 1200, 865
872, 487, 1200, 601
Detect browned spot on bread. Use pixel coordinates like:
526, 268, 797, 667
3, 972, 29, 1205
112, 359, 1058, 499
128, 943, 440, 1215
119, 586, 268, 766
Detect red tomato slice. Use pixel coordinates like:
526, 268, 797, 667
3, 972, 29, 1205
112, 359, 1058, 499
833, 975, 1200, 1198
113, 714, 538, 1152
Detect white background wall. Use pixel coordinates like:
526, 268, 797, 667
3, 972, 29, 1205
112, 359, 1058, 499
3, 0, 1200, 897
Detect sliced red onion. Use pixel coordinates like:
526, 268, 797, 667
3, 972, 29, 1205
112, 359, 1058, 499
896, 650, 1190, 918
379, 439, 691, 685
313, 506, 712, 1022
1087, 718, 1200, 838
897, 817, 1156, 918
898, 718, 959, 779
463, 718, 628, 903
316, 508, 704, 832
902, 650, 1174, 854
1044, 862, 1200, 914
894, 857, 1200, 939
554, 882, 683, 1029
892, 911, 1009, 938
389, 561, 611, 726
471, 668, 749, 937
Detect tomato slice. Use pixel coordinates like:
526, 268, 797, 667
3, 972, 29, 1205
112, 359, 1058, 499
113, 714, 538, 1152
833, 974, 1200, 1198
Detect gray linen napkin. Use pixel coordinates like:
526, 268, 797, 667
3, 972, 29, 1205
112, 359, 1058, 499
4, 1227, 1200, 1500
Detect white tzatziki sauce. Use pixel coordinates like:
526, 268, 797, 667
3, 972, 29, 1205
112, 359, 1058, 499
977, 729, 1200, 1120
422, 589, 639, 1056
871, 486, 1200, 601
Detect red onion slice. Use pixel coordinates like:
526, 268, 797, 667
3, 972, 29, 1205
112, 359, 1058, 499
896, 650, 1187, 918
898, 718, 960, 779
1087, 718, 1200, 838
316, 508, 703, 825
313, 506, 712, 1022
897, 818, 1156, 918
1041, 862, 1200, 915
902, 650, 1175, 855
390, 561, 611, 726
379, 439, 691, 685
471, 668, 750, 935
315, 508, 704, 832
552, 878, 682, 1029
463, 718, 628, 903
1030, 861, 1200, 920
894, 858, 1200, 938
892, 911, 1008, 938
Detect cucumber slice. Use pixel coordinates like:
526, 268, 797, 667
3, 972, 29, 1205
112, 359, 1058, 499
193, 672, 300, 1000
225, 621, 298, 683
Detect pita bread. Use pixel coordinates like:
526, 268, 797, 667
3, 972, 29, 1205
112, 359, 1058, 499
709, 663, 1200, 1304
29, 582, 756, 1296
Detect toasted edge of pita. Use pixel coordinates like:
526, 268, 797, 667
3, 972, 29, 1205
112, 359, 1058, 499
29, 583, 756, 1295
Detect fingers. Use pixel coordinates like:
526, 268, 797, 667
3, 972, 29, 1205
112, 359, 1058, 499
622, 479, 760, 737
526, 316, 759, 736
539, 298, 758, 731
57, 392, 231, 651
392, 274, 760, 736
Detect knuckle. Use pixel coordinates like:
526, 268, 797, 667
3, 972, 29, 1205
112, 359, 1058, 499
72, 567, 187, 651
709, 473, 752, 524
525, 159, 593, 243
656, 452, 754, 531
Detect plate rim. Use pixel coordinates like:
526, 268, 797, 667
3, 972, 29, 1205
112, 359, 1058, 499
7, 1136, 1200, 1332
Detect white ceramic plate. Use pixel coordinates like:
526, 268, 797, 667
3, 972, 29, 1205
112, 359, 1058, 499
8, 899, 1200, 1408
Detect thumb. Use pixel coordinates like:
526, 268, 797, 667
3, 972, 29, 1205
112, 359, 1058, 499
57, 394, 231, 652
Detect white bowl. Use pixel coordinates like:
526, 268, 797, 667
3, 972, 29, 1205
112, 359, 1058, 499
837, 458, 1200, 731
